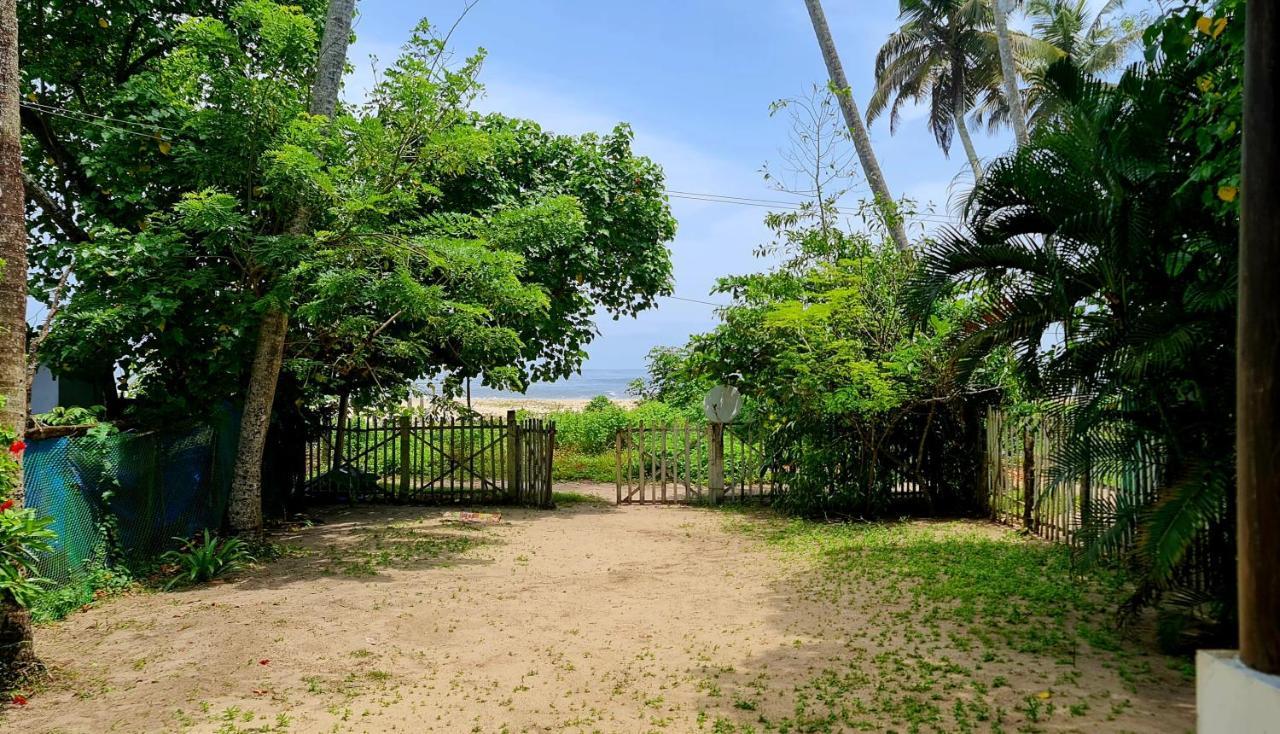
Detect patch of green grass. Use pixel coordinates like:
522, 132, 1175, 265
550, 449, 616, 483
321, 525, 487, 577
551, 491, 611, 506
701, 514, 1183, 733
725, 516, 1124, 656
30, 566, 135, 623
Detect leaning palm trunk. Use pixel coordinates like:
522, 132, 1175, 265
955, 113, 983, 181
952, 49, 983, 181
803, 0, 911, 251
993, 0, 1030, 146
228, 0, 357, 536
0, 0, 36, 683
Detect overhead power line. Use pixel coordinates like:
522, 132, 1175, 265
663, 188, 960, 224
21, 100, 182, 133
20, 100, 177, 141
662, 294, 727, 308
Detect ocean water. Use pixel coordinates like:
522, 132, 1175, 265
423, 369, 645, 401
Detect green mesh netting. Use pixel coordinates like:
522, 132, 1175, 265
23, 408, 238, 584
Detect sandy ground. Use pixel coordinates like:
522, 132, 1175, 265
2, 483, 1194, 734
466, 397, 637, 416
402, 397, 638, 417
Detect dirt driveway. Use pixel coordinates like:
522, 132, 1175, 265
2, 483, 1194, 733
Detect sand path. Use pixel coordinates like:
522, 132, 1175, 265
3, 483, 1194, 733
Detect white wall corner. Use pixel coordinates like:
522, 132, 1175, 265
1198, 649, 1280, 734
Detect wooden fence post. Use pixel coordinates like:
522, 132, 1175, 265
1239, 0, 1280, 673
615, 429, 623, 505
398, 414, 411, 498
332, 390, 349, 473
545, 423, 556, 508
506, 410, 519, 503
1023, 423, 1035, 531
708, 422, 725, 505
1079, 439, 1092, 543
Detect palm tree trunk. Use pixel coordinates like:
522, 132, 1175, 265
228, 0, 356, 536
993, 0, 1030, 146
0, 0, 37, 685
803, 0, 911, 252
955, 114, 983, 181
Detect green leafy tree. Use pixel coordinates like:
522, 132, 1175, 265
682, 195, 987, 516
17, 1, 324, 382
434, 115, 676, 384
32, 3, 675, 531
627, 346, 710, 413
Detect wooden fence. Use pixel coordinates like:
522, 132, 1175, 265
983, 406, 1161, 546
615, 424, 779, 504
303, 410, 555, 508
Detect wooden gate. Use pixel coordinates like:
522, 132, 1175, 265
615, 424, 779, 504
304, 410, 555, 508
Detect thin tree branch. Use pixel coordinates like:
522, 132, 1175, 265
22, 170, 88, 242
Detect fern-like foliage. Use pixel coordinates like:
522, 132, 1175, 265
908, 50, 1239, 627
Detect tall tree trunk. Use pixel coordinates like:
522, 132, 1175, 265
993, 0, 1030, 146
0, 0, 36, 684
1238, 0, 1280, 675
957, 115, 982, 181
802, 0, 911, 252
228, 0, 357, 536
952, 44, 983, 182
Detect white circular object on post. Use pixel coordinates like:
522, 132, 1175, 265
703, 385, 743, 424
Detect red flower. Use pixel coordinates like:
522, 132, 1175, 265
0, 499, 13, 513
8, 440, 25, 456
10, 694, 27, 706
258, 659, 270, 666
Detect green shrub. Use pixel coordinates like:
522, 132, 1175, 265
552, 449, 617, 482
546, 398, 629, 454
547, 398, 696, 455
161, 530, 255, 589
584, 395, 614, 412
30, 566, 133, 622
0, 504, 57, 607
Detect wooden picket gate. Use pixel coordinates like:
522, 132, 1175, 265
303, 410, 555, 508
615, 424, 779, 504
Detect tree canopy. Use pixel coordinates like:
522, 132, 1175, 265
24, 1, 675, 419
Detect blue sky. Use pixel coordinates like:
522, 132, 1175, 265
343, 1, 1099, 373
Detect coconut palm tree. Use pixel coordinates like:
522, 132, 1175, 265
803, 0, 911, 252
868, 0, 1006, 180
1029, 0, 1140, 71
975, 0, 1141, 132
992, 0, 1031, 145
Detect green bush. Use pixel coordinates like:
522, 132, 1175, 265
30, 566, 133, 622
545, 398, 630, 454
161, 530, 255, 589
0, 504, 57, 607
546, 397, 695, 455
552, 449, 617, 483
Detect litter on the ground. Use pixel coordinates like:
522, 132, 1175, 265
441, 511, 503, 525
